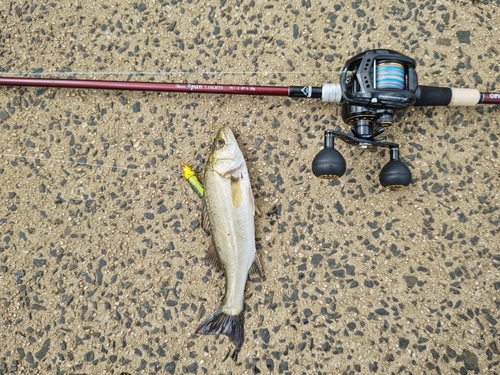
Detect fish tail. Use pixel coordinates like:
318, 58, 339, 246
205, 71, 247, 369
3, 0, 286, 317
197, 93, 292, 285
195, 307, 245, 348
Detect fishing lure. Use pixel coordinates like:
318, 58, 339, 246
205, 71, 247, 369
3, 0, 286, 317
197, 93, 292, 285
180, 163, 204, 198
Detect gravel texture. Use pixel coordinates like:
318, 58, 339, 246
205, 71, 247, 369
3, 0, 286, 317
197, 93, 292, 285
0, 1, 499, 374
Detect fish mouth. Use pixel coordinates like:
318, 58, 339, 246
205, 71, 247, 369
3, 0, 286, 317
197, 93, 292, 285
208, 126, 243, 173
215, 126, 236, 144
209, 126, 238, 162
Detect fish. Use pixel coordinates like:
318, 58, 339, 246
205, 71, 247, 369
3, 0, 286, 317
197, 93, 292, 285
195, 126, 263, 349
180, 162, 204, 198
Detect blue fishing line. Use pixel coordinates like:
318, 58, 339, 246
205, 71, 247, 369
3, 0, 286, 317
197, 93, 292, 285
375, 62, 405, 90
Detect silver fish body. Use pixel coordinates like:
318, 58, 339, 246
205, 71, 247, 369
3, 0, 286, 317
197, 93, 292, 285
195, 126, 262, 348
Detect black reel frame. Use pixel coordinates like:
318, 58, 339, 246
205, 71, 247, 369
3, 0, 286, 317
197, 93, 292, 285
312, 49, 418, 188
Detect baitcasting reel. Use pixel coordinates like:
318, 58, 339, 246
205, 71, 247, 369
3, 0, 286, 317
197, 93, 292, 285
312, 49, 417, 188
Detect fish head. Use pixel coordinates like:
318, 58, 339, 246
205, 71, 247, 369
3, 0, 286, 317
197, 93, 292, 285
208, 126, 245, 178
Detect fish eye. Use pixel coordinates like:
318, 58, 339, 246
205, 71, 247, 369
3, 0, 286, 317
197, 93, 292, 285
214, 138, 225, 149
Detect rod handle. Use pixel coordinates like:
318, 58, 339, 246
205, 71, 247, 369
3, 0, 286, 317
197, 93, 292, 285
415, 85, 481, 106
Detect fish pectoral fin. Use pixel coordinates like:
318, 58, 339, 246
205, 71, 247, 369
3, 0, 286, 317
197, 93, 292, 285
201, 201, 210, 235
248, 253, 264, 280
248, 184, 259, 216
231, 176, 242, 209
205, 242, 224, 272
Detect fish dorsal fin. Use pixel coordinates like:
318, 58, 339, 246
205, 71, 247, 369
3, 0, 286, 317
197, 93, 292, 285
248, 253, 264, 280
205, 242, 224, 273
231, 176, 242, 209
201, 200, 210, 236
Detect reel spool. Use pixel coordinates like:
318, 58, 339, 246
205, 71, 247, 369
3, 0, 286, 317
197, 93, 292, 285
312, 49, 417, 188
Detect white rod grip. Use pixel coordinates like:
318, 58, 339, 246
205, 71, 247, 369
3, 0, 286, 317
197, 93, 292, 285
450, 88, 481, 106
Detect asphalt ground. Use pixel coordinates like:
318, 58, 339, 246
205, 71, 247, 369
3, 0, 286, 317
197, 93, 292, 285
0, 1, 499, 374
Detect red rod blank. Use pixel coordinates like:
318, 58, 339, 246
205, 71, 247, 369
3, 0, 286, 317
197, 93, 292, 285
480, 92, 500, 105
0, 76, 290, 96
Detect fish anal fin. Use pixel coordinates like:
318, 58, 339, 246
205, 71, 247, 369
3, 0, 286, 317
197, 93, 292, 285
248, 253, 264, 280
231, 176, 242, 209
195, 307, 245, 349
205, 242, 224, 272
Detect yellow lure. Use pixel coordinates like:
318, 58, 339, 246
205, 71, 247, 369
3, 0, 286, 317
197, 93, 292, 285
180, 163, 204, 198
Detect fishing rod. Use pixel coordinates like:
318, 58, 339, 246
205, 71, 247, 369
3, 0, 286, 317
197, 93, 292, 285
1, 49, 499, 188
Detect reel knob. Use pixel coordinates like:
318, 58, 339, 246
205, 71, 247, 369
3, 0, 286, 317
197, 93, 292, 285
312, 130, 346, 179
379, 148, 411, 188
